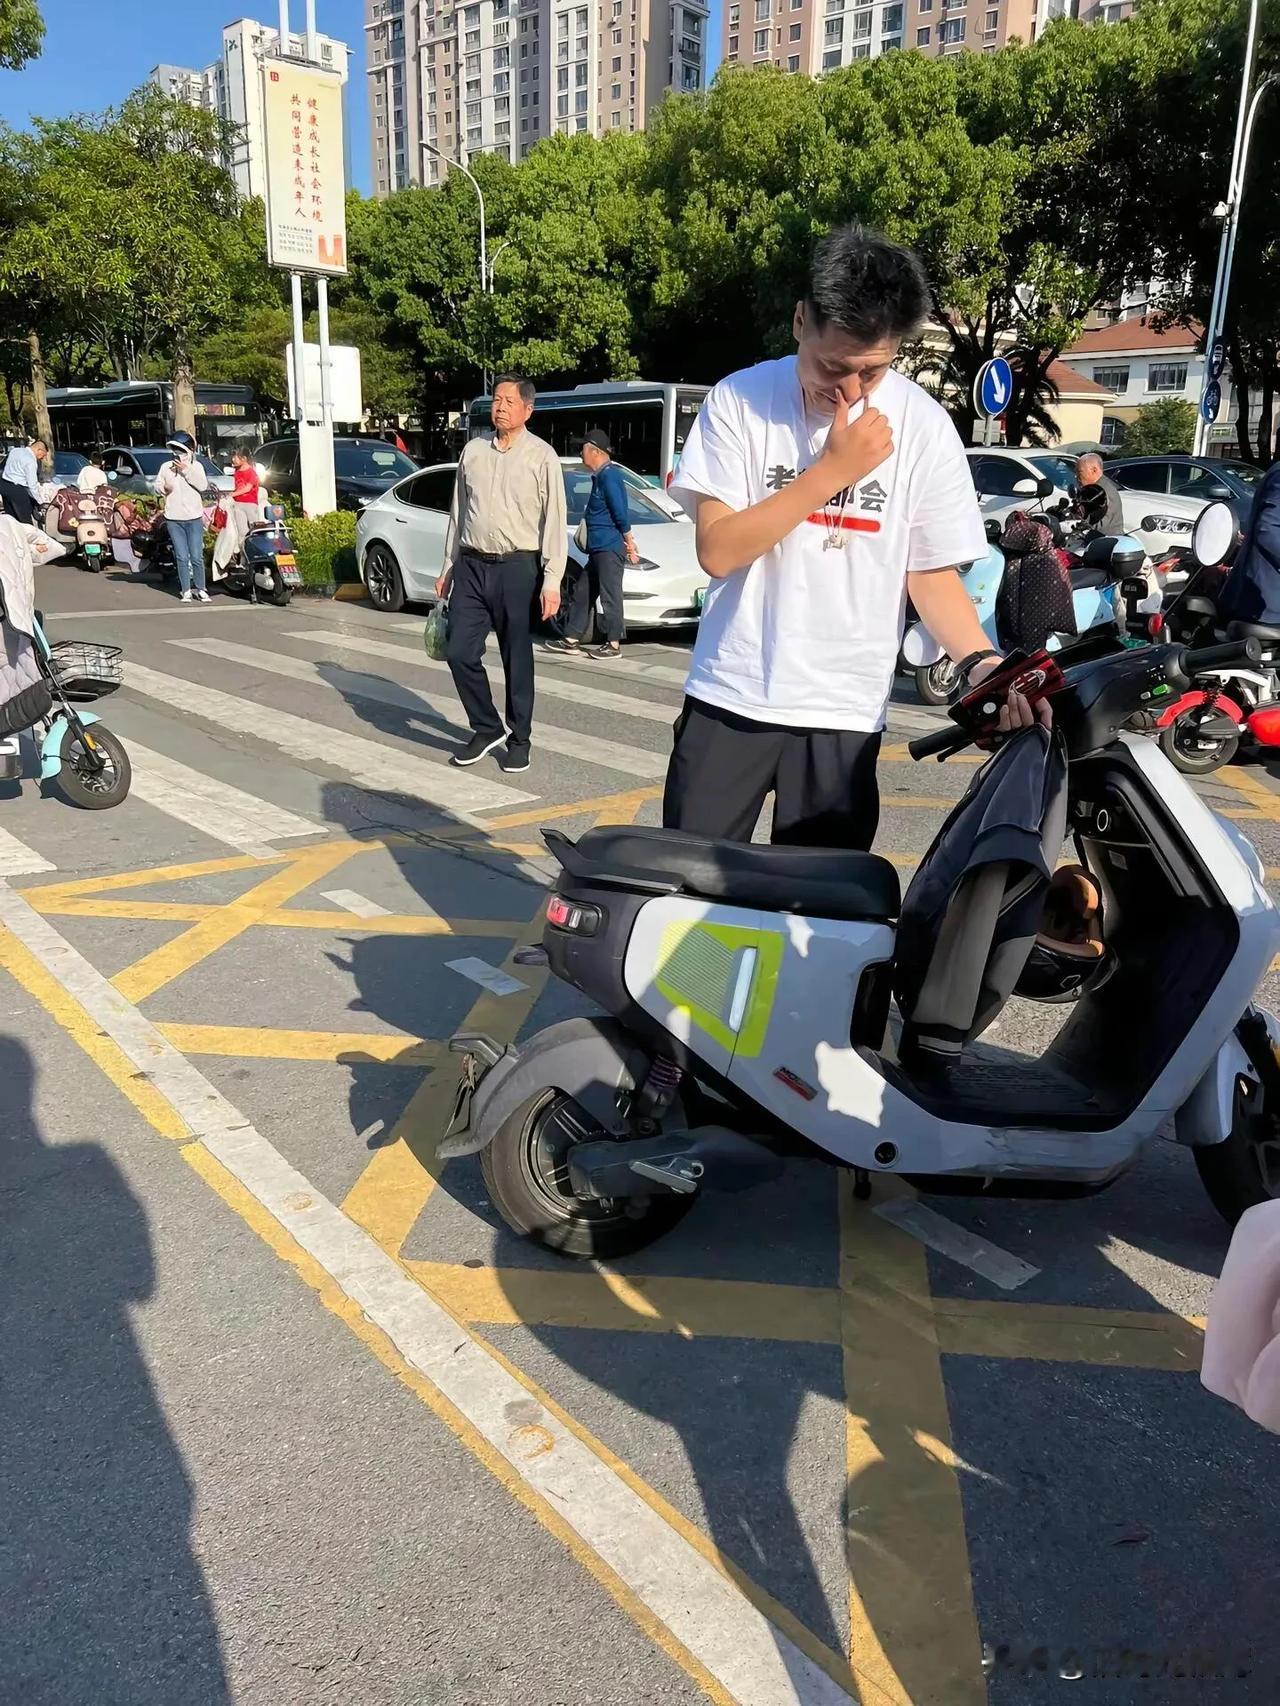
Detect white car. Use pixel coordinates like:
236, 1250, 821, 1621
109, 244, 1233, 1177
966, 447, 1203, 559
355, 459, 707, 628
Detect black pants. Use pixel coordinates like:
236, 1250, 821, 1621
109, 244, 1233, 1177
0, 480, 36, 525
564, 548, 626, 644
447, 549, 540, 745
663, 696, 882, 850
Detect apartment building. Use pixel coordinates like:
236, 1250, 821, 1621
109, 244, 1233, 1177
367, 0, 708, 197
150, 19, 349, 200
720, 0, 1128, 72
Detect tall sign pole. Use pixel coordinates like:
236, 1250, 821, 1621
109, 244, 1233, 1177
264, 0, 345, 513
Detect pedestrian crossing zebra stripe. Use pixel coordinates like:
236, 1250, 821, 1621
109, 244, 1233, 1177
0, 825, 55, 876
127, 742, 320, 857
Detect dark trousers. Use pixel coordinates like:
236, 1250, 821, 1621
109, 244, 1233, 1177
663, 696, 882, 850
0, 481, 36, 525
565, 548, 626, 644
447, 549, 540, 745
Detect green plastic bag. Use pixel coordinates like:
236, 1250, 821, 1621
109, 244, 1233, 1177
423, 602, 449, 662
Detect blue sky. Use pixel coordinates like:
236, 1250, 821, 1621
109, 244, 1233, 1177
0, 0, 721, 195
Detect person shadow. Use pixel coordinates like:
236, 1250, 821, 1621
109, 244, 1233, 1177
0, 1035, 230, 1705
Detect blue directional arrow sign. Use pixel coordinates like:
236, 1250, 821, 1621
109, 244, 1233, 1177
975, 357, 1014, 420
1201, 379, 1222, 424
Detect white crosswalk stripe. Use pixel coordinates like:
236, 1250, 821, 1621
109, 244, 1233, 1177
0, 824, 55, 876
126, 742, 321, 857
171, 638, 671, 779
122, 661, 535, 817
282, 627, 682, 727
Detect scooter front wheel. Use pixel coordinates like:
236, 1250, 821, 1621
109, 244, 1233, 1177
481, 1088, 695, 1259
1158, 713, 1239, 775
57, 726, 131, 810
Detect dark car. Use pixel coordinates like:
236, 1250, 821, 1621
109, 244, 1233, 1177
1107, 454, 1264, 509
50, 449, 89, 486
255, 437, 418, 511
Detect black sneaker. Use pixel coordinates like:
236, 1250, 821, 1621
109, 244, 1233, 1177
450, 732, 505, 768
499, 741, 531, 774
587, 643, 622, 660
543, 637, 583, 654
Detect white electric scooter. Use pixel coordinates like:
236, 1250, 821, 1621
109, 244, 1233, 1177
447, 634, 1280, 1258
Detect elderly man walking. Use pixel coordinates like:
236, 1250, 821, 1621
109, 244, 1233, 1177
436, 374, 566, 773
0, 438, 47, 525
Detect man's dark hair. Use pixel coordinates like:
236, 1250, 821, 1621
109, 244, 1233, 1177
493, 372, 536, 406
805, 226, 931, 344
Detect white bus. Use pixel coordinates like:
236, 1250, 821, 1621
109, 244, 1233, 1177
466, 380, 708, 486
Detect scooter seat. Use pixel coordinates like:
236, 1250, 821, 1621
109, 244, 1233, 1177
1068, 561, 1111, 592
1226, 619, 1280, 647
564, 825, 901, 921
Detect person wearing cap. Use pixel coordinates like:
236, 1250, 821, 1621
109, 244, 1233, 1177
547, 429, 639, 659
436, 374, 566, 772
153, 431, 210, 602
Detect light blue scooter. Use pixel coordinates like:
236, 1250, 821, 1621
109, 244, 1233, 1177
0, 619, 132, 808
901, 528, 1155, 705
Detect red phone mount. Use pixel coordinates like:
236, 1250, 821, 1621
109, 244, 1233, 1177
948, 649, 1062, 746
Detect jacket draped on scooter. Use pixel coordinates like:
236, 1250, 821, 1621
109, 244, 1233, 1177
894, 722, 1069, 1065
0, 517, 53, 735
1218, 462, 1280, 627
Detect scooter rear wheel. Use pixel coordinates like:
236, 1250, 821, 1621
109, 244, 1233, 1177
57, 726, 131, 810
915, 659, 958, 706
481, 1088, 694, 1259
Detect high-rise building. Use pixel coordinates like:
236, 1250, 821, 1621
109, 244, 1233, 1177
367, 0, 708, 198
720, 0, 1128, 73
150, 18, 350, 200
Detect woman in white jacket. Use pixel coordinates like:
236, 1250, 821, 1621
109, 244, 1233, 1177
153, 431, 209, 602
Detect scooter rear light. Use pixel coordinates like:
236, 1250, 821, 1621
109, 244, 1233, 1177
546, 894, 603, 936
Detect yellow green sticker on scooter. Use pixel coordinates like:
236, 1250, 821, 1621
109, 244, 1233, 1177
653, 921, 781, 1057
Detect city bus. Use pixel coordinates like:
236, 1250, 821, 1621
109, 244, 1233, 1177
45, 380, 272, 463
466, 380, 708, 486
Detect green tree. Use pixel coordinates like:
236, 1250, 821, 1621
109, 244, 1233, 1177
1116, 398, 1198, 455
0, 0, 42, 69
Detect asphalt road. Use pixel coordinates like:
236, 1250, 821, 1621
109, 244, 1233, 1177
1, 558, 1278, 1706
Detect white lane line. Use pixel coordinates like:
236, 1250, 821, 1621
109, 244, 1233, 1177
52, 605, 244, 619
874, 1198, 1041, 1292
0, 825, 55, 876
445, 955, 528, 996
172, 638, 669, 779
320, 887, 392, 919
122, 661, 533, 818
0, 882, 853, 1706
127, 742, 319, 858
282, 628, 681, 728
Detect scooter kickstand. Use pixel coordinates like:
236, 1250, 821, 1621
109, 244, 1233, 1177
851, 1166, 871, 1202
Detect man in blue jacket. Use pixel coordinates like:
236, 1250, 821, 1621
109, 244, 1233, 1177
1218, 458, 1280, 626
548, 429, 638, 658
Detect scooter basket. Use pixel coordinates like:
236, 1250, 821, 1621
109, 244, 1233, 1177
47, 640, 123, 700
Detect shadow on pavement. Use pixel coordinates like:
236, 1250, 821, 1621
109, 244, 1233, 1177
0, 1035, 230, 1704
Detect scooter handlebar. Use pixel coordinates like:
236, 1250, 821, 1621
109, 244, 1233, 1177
909, 723, 974, 761
1180, 636, 1263, 676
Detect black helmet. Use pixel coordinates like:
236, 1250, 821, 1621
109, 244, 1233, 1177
165, 431, 196, 454
1014, 865, 1115, 1004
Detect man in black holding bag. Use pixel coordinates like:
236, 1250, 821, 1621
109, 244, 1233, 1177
436, 375, 566, 773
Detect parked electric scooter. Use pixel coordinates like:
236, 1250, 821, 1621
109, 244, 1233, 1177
902, 508, 1155, 705
445, 632, 1280, 1257
0, 616, 131, 808
131, 506, 300, 605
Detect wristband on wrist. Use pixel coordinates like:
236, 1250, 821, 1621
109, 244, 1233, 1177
954, 649, 1002, 687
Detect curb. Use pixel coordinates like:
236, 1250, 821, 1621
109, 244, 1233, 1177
332, 582, 368, 603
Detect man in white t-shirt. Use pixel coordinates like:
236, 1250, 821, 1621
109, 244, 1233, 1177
665, 224, 1041, 849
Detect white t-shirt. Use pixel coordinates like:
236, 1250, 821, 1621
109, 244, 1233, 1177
671, 356, 987, 732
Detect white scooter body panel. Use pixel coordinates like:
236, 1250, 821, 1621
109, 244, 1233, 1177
624, 736, 1280, 1183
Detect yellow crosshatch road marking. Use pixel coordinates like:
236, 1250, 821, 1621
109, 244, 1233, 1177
155, 1023, 439, 1066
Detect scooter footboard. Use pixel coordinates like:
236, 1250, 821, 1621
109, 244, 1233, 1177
439, 1018, 647, 1161
1174, 1006, 1280, 1146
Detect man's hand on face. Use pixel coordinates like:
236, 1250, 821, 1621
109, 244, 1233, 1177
816, 377, 893, 503
968, 654, 1053, 734
540, 584, 561, 623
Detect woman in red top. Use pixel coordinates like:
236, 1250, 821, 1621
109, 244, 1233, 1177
213, 449, 263, 578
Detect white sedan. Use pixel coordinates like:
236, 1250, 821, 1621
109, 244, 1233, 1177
355, 459, 707, 629
965, 447, 1204, 559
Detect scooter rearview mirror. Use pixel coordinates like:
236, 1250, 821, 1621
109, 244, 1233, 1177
1192, 500, 1236, 569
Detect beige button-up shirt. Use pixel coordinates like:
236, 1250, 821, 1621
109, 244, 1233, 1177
443, 430, 568, 590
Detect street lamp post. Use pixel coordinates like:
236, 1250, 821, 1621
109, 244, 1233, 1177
1194, 0, 1264, 456
420, 140, 490, 391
